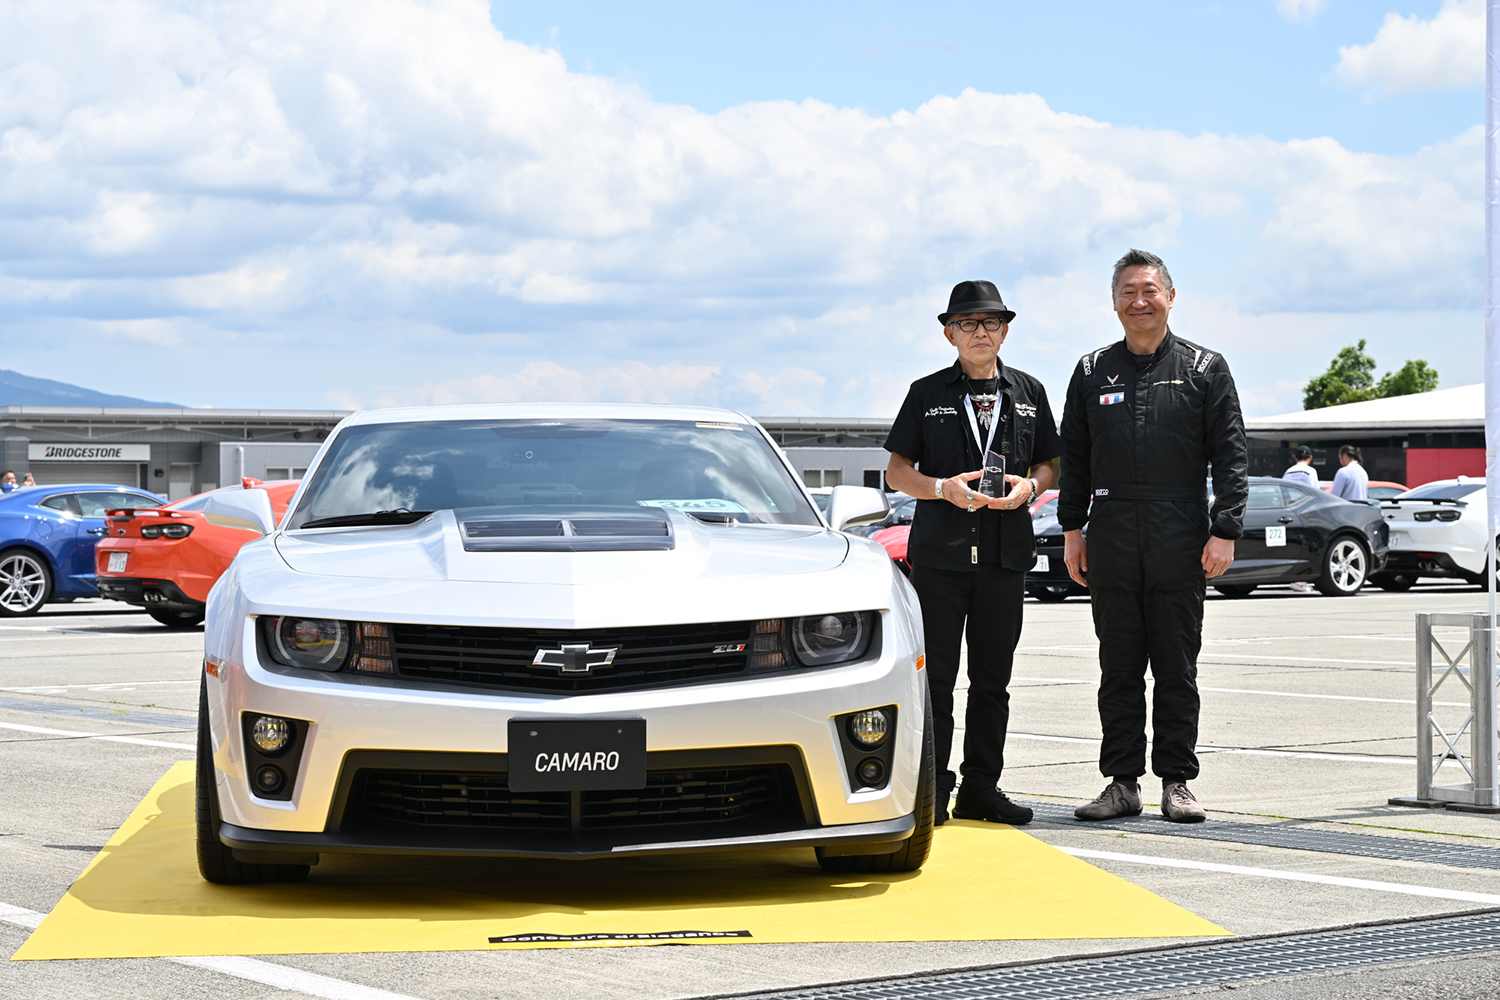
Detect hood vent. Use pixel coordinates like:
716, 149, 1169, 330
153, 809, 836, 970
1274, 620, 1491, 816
459, 509, 674, 552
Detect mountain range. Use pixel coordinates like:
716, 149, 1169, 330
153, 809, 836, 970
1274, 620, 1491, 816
0, 369, 182, 408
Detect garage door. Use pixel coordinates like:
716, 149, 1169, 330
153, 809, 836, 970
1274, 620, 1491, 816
26, 462, 144, 488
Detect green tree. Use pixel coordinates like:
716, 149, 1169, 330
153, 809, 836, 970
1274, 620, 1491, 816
1303, 341, 1440, 409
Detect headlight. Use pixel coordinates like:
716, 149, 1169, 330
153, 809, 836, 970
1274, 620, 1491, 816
790, 611, 873, 666
264, 616, 350, 671
142, 522, 194, 539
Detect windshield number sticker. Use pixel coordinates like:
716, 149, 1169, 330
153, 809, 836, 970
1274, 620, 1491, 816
1265, 526, 1286, 548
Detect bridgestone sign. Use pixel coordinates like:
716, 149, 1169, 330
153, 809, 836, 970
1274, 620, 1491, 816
28, 444, 151, 462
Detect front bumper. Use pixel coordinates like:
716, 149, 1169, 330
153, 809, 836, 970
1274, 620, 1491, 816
208, 612, 926, 855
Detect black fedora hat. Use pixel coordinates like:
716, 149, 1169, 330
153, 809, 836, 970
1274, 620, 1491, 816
938, 280, 1015, 325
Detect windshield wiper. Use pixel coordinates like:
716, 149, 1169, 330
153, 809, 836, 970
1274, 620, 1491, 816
301, 509, 434, 529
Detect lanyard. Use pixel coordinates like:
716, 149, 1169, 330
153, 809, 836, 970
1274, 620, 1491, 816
963, 392, 1002, 459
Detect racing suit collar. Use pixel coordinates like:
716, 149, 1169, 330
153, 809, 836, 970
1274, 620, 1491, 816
1121, 327, 1176, 365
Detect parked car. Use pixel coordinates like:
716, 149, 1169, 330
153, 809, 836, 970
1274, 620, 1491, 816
1211, 477, 1388, 597
872, 523, 911, 575
847, 496, 917, 539
0, 484, 164, 616
1320, 479, 1407, 501
1370, 478, 1493, 591
1025, 495, 1085, 602
94, 479, 301, 628
196, 404, 931, 885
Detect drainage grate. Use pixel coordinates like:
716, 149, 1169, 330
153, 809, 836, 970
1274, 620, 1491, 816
1024, 800, 1500, 871
732, 911, 1500, 1000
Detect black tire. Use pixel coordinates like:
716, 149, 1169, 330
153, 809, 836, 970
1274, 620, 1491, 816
196, 675, 309, 885
151, 607, 205, 628
1214, 585, 1256, 598
1029, 586, 1070, 603
1316, 535, 1370, 596
816, 697, 935, 874
1371, 572, 1417, 592
0, 548, 53, 617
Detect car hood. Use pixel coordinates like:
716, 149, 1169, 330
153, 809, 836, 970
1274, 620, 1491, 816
272, 509, 848, 585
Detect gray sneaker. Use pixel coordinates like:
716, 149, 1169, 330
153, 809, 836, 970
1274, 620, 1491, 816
1074, 781, 1142, 820
1161, 781, 1206, 823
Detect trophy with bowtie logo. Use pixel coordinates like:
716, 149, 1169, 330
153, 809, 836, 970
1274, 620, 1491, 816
977, 450, 1006, 500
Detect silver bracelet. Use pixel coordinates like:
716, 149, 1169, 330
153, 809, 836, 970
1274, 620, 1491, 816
934, 476, 944, 499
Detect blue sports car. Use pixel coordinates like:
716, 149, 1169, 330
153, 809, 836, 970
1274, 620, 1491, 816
0, 484, 164, 616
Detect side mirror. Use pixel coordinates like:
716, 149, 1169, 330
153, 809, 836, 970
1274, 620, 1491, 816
827, 485, 890, 532
205, 488, 276, 536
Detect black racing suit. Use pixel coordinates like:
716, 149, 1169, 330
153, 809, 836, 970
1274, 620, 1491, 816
1058, 330, 1247, 782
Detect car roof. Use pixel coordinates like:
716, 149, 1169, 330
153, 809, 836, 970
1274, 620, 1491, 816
343, 402, 757, 427
1, 483, 158, 500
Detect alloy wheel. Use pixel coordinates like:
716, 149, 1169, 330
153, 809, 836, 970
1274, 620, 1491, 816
0, 552, 49, 614
1327, 539, 1367, 593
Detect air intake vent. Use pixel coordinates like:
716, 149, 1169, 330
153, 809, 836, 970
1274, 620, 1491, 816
458, 508, 674, 552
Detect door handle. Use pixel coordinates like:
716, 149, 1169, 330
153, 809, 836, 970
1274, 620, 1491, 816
87, 527, 107, 535
1277, 517, 1293, 524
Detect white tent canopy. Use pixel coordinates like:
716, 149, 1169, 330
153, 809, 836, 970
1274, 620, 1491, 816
1246, 384, 1483, 438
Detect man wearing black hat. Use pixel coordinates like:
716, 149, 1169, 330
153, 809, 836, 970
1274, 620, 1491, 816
884, 280, 1062, 826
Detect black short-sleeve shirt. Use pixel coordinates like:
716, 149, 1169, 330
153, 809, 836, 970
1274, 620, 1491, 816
884, 360, 1062, 573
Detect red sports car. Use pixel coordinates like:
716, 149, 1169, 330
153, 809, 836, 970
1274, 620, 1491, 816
95, 479, 299, 627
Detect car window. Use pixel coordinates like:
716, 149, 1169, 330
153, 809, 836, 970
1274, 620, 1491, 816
38, 493, 78, 515
1247, 483, 1287, 510
1367, 486, 1405, 500
76, 492, 163, 517
288, 418, 820, 528
1283, 484, 1315, 506
1033, 497, 1059, 518
1397, 482, 1484, 501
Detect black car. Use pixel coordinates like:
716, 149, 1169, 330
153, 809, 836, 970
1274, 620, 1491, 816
1211, 478, 1388, 597
1026, 494, 1086, 602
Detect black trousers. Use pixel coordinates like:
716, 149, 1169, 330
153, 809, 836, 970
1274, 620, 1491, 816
910, 563, 1025, 793
1086, 500, 1207, 782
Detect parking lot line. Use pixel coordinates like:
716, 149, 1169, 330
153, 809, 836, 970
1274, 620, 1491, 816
1061, 848, 1500, 906
2, 903, 424, 999
0, 721, 193, 750
1003, 732, 1458, 768
0, 680, 197, 693
1011, 677, 1467, 708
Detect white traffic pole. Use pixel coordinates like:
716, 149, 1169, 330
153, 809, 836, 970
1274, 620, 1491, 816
1486, 0, 1500, 804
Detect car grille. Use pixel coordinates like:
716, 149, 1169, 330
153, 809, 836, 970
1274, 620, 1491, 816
389, 621, 758, 693
353, 764, 797, 831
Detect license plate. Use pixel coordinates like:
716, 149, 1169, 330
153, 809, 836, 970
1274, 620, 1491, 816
107, 552, 127, 573
507, 718, 646, 792
1265, 526, 1286, 548
1033, 554, 1050, 572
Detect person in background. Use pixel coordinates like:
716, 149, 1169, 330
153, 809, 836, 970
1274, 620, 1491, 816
1282, 447, 1318, 490
1329, 445, 1368, 502
0, 471, 33, 492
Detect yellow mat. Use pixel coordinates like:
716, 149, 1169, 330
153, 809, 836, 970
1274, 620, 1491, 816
13, 762, 1226, 959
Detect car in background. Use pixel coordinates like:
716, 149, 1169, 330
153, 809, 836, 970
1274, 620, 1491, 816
807, 486, 834, 515
1030, 488, 1058, 516
1026, 492, 1084, 602
847, 495, 916, 539
1320, 479, 1407, 501
0, 484, 164, 616
95, 479, 301, 628
1370, 478, 1493, 592
1212, 477, 1388, 598
872, 523, 911, 575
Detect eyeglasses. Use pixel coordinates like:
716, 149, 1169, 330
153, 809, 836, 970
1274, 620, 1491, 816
948, 318, 1004, 333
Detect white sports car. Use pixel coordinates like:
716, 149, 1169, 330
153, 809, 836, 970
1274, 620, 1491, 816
197, 404, 932, 884
1373, 477, 1495, 591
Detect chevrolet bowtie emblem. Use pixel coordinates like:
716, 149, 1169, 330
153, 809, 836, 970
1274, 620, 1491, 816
532, 642, 619, 674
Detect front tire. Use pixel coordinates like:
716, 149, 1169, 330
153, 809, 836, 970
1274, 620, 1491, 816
150, 607, 205, 628
196, 675, 309, 885
1214, 584, 1256, 598
816, 696, 935, 874
0, 549, 52, 617
1316, 536, 1369, 596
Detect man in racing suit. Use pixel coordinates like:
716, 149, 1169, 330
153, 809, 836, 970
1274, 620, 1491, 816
1059, 249, 1247, 823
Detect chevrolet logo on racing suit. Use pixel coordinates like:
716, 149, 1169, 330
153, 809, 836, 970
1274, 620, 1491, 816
531, 642, 619, 674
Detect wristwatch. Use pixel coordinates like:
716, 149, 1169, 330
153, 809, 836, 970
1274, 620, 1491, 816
934, 477, 945, 499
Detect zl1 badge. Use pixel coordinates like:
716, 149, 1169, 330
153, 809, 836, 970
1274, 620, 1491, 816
1265, 526, 1286, 548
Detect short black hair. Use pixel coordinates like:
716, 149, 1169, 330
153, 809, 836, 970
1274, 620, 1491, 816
1112, 249, 1173, 294
1291, 446, 1312, 461
1339, 444, 1362, 462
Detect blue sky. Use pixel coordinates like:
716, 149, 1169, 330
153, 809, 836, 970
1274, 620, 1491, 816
0, 0, 1486, 418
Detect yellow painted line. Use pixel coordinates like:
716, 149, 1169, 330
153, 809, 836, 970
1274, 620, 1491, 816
12, 762, 1225, 960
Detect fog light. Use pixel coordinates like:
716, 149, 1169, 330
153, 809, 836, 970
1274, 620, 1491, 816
254, 765, 285, 795
251, 715, 290, 754
856, 758, 886, 787
848, 708, 890, 748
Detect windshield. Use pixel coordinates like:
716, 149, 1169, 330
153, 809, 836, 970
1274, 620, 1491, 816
286, 418, 819, 529
1397, 482, 1484, 502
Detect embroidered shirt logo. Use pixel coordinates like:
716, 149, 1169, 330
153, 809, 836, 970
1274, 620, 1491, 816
1094, 488, 1110, 496
924, 406, 959, 417
1106, 374, 1120, 385
1099, 391, 1125, 406
1014, 402, 1037, 418
1197, 352, 1215, 374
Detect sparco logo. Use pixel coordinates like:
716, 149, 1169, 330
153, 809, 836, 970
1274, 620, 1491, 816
531, 642, 619, 674
42, 445, 126, 459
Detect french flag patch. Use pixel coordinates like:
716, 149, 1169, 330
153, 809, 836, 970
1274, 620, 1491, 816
1099, 391, 1125, 405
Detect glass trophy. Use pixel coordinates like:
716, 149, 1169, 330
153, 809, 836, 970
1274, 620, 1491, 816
977, 449, 1006, 500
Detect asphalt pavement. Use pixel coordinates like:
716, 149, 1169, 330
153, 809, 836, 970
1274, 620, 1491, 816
2, 583, 1498, 1000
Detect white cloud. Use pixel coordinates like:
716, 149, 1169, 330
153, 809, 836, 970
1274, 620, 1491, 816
0, 0, 1484, 419
1335, 0, 1484, 95
1276, 0, 1328, 23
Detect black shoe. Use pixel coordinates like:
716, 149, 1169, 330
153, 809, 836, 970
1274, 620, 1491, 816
935, 787, 953, 827
952, 784, 1033, 825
